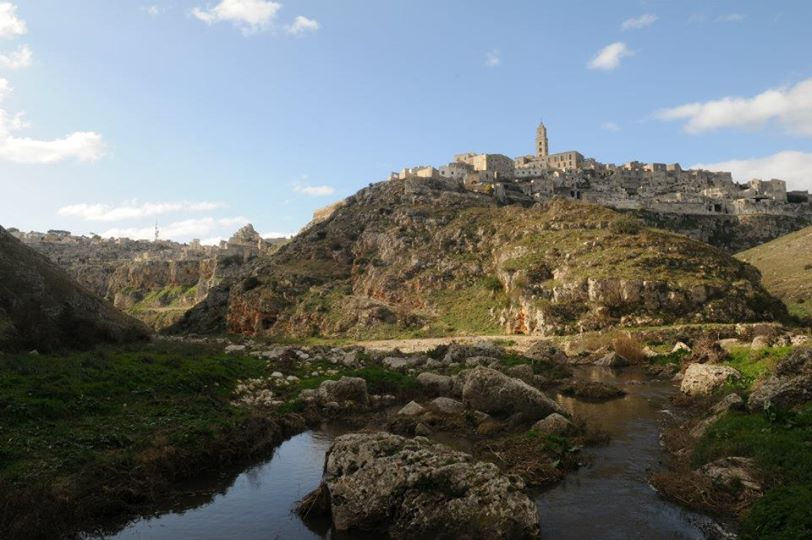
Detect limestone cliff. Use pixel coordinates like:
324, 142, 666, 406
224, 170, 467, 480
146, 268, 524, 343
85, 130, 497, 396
170, 177, 785, 338
18, 225, 286, 330
0, 226, 149, 351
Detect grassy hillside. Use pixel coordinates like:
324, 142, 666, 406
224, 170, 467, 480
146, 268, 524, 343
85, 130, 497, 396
736, 226, 812, 320
172, 178, 785, 339
0, 226, 149, 352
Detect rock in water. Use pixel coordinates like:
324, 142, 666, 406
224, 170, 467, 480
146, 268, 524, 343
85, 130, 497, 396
303, 432, 540, 538
462, 367, 562, 421
680, 363, 741, 396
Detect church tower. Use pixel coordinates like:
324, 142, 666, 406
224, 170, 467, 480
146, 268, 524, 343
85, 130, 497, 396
536, 121, 549, 158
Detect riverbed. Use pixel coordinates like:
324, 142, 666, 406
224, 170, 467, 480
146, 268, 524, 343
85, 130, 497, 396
104, 367, 725, 539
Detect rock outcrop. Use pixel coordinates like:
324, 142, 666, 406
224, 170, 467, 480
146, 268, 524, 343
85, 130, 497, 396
0, 226, 149, 351
302, 432, 540, 538
171, 178, 785, 338
748, 348, 812, 411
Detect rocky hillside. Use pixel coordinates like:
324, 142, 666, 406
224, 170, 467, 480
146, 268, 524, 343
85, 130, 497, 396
18, 225, 285, 330
736, 226, 812, 320
0, 226, 149, 352
171, 177, 785, 339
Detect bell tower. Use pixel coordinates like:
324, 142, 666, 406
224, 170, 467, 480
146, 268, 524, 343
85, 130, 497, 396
536, 121, 549, 158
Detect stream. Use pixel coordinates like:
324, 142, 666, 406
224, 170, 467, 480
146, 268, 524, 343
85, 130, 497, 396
102, 367, 725, 539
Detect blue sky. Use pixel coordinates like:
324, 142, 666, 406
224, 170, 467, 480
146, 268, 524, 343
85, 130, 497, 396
1, 0, 811, 242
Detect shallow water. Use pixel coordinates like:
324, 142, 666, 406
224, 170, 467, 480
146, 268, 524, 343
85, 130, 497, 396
105, 368, 724, 539
537, 367, 722, 539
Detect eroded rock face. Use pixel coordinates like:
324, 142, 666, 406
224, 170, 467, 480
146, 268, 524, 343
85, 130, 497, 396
748, 348, 812, 411
309, 432, 540, 539
462, 367, 562, 421
680, 363, 741, 397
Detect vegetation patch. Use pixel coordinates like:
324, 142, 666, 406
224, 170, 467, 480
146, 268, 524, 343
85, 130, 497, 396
0, 341, 305, 538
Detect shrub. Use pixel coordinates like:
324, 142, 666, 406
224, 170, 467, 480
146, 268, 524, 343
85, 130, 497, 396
609, 218, 641, 235
612, 334, 645, 363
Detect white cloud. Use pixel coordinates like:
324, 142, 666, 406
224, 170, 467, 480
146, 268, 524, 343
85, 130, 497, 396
285, 15, 319, 36
601, 121, 620, 132
192, 0, 281, 34
143, 5, 162, 17
293, 183, 335, 196
717, 13, 745, 23
101, 216, 251, 241
621, 14, 657, 30
0, 43, 30, 69
0, 2, 26, 39
484, 49, 501, 67
587, 42, 633, 71
655, 78, 812, 136
57, 201, 225, 221
0, 111, 104, 164
693, 151, 812, 192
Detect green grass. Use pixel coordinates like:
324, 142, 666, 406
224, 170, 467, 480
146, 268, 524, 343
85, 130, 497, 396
722, 346, 792, 394
650, 348, 689, 366
0, 341, 267, 487
693, 405, 812, 539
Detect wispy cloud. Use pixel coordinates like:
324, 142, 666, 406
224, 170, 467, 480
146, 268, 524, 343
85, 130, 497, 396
285, 15, 319, 36
716, 13, 745, 23
0, 2, 26, 39
142, 5, 163, 17
0, 43, 30, 69
101, 216, 251, 241
621, 14, 657, 31
192, 0, 282, 35
693, 151, 812, 191
484, 49, 501, 67
293, 183, 335, 196
58, 201, 225, 221
601, 121, 620, 132
587, 42, 633, 71
655, 78, 812, 136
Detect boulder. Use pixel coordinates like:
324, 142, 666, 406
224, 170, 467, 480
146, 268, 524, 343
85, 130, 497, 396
462, 367, 562, 421
506, 364, 535, 384
672, 341, 691, 353
465, 355, 499, 368
524, 341, 568, 363
680, 364, 741, 397
416, 372, 453, 395
224, 344, 246, 354
594, 351, 627, 367
397, 400, 426, 417
748, 348, 812, 411
560, 381, 626, 401
429, 397, 465, 415
687, 337, 728, 365
751, 335, 771, 350
383, 356, 423, 370
304, 432, 540, 538
699, 457, 761, 493
531, 413, 572, 435
317, 377, 369, 407
442, 341, 504, 364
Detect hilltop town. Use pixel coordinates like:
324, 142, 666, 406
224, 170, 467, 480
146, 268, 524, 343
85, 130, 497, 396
391, 122, 812, 218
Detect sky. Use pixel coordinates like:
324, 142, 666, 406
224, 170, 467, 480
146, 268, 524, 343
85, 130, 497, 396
1, 0, 811, 243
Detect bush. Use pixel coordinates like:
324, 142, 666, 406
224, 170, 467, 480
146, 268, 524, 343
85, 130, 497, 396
740, 484, 812, 540
612, 334, 645, 363
609, 218, 642, 235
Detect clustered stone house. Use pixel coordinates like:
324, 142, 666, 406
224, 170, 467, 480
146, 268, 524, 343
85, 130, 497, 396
391, 122, 811, 217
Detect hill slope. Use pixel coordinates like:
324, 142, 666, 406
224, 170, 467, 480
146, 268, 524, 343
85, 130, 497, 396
0, 226, 149, 351
736, 226, 812, 320
171, 177, 785, 338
